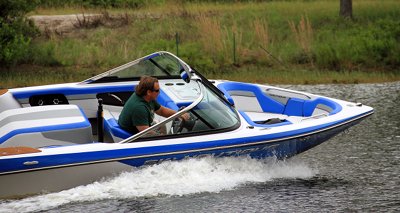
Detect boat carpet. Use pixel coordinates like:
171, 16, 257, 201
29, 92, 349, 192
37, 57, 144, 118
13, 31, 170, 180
0, 146, 41, 156
0, 89, 8, 96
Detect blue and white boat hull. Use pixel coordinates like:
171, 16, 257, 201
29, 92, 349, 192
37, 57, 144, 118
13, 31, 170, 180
0, 51, 373, 198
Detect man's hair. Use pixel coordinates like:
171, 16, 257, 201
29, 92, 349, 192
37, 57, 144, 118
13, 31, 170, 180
135, 76, 158, 97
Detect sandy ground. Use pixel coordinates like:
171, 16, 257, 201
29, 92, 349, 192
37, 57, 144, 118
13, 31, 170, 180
29, 14, 104, 34
29, 12, 165, 35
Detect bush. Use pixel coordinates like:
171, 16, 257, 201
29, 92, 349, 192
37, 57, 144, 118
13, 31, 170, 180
0, 0, 39, 66
313, 18, 400, 71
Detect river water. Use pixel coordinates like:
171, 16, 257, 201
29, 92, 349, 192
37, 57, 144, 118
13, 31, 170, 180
0, 82, 399, 212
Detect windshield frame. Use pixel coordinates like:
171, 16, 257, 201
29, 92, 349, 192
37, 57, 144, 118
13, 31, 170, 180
119, 80, 204, 143
119, 78, 241, 143
81, 51, 188, 84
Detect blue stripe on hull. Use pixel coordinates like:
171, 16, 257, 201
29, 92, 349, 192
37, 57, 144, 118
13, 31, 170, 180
0, 115, 365, 175
119, 118, 357, 167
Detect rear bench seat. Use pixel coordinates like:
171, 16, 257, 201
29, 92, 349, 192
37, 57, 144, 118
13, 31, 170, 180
0, 105, 92, 148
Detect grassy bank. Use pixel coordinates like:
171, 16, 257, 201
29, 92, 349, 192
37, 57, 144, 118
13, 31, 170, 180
1, 65, 398, 89
2, 0, 400, 87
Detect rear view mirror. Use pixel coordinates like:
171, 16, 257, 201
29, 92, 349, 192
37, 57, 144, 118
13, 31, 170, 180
180, 68, 191, 83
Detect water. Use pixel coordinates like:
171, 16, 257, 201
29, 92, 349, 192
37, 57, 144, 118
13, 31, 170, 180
1, 82, 399, 212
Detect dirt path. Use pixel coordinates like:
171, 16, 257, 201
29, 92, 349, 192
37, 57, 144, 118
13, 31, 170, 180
29, 14, 103, 34
29, 12, 166, 35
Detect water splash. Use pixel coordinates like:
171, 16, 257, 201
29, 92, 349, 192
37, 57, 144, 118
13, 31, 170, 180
0, 156, 316, 213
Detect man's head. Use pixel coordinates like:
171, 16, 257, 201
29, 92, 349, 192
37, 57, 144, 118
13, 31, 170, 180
135, 76, 160, 100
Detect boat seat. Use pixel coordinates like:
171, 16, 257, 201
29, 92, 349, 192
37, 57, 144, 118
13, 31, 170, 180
284, 97, 342, 117
217, 82, 285, 114
303, 97, 342, 116
103, 110, 132, 142
284, 98, 305, 116
0, 105, 92, 148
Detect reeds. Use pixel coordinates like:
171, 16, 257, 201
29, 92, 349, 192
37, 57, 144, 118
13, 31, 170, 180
288, 15, 313, 55
195, 13, 247, 66
253, 18, 269, 50
196, 14, 225, 57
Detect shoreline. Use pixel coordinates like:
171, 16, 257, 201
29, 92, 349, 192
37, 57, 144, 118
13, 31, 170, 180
1, 65, 398, 88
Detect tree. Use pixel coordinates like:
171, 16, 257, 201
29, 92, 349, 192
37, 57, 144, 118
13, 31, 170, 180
0, 0, 39, 66
339, 0, 353, 19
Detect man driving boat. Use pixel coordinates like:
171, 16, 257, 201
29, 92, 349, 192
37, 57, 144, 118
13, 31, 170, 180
118, 76, 188, 134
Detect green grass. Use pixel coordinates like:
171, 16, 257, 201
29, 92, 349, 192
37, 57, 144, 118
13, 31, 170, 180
3, 0, 399, 87
1, 65, 398, 89
207, 67, 400, 85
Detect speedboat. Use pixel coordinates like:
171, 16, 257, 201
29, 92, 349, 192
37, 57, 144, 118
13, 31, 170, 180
0, 51, 373, 198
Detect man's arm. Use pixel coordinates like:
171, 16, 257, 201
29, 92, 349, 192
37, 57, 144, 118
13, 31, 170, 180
136, 125, 150, 132
135, 125, 163, 136
155, 106, 190, 120
155, 106, 176, 118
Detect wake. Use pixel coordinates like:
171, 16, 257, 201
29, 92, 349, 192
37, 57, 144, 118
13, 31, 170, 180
0, 156, 317, 213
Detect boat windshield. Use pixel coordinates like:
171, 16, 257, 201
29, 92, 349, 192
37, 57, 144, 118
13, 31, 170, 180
121, 81, 240, 143
83, 52, 184, 83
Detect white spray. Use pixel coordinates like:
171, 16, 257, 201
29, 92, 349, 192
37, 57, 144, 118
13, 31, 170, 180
0, 156, 317, 213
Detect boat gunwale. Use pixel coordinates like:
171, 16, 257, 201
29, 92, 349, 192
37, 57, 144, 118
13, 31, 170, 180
0, 110, 373, 176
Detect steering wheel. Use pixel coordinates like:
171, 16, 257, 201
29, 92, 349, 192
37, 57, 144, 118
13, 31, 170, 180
171, 116, 185, 134
170, 107, 196, 134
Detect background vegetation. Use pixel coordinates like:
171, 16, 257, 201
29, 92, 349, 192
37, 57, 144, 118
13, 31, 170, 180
1, 0, 399, 87
0, 0, 39, 66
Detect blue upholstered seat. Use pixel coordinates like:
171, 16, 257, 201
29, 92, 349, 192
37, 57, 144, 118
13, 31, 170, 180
218, 82, 342, 118
303, 97, 342, 116
103, 117, 132, 140
283, 98, 305, 116
284, 97, 342, 117
217, 82, 285, 114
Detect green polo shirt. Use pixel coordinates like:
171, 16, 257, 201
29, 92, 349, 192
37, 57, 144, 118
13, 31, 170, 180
118, 93, 161, 134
